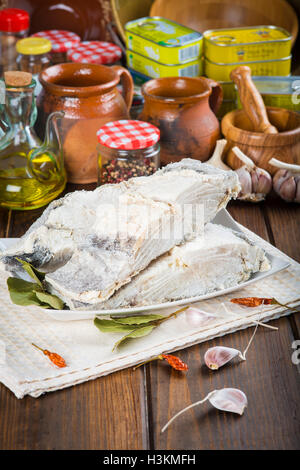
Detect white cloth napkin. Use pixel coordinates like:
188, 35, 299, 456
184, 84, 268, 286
0, 226, 299, 398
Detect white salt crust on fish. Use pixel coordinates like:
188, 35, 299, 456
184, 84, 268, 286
57, 223, 270, 310
0, 159, 240, 305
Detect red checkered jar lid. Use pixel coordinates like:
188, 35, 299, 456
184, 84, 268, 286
31, 30, 81, 53
67, 41, 122, 64
97, 120, 160, 150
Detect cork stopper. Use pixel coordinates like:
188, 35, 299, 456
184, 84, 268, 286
4, 71, 32, 87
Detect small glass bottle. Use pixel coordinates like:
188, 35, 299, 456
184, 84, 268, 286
16, 37, 52, 96
0, 8, 29, 76
96, 120, 160, 185
31, 30, 81, 64
0, 71, 66, 210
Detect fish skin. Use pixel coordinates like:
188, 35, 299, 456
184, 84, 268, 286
62, 223, 269, 310
0, 159, 240, 305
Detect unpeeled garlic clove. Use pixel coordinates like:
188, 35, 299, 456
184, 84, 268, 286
161, 387, 247, 432
204, 346, 242, 370
208, 388, 248, 415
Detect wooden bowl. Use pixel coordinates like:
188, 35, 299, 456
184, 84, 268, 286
111, 0, 155, 42
221, 107, 300, 175
150, 0, 299, 46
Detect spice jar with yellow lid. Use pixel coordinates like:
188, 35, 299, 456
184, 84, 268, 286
16, 37, 52, 95
96, 120, 160, 185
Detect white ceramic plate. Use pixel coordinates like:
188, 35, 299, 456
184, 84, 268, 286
0, 209, 290, 321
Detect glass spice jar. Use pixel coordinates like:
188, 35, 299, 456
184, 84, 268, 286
0, 8, 29, 76
31, 30, 81, 64
67, 41, 122, 66
16, 37, 52, 96
96, 120, 160, 185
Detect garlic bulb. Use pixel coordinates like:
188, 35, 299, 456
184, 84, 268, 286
270, 158, 300, 203
233, 147, 272, 202
161, 388, 248, 432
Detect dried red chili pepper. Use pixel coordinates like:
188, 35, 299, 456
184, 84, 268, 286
134, 353, 188, 371
230, 297, 273, 307
161, 354, 189, 371
32, 343, 66, 368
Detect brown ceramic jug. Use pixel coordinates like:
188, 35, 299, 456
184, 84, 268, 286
37, 63, 133, 183
139, 77, 223, 164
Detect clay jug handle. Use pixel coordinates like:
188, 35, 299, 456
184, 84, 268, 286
111, 65, 134, 112
205, 78, 223, 114
230, 66, 278, 134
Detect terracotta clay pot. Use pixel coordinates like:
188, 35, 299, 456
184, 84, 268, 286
139, 76, 222, 164
37, 63, 133, 183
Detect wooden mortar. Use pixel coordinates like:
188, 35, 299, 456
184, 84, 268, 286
221, 66, 300, 175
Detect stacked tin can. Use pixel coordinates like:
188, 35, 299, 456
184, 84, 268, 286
203, 26, 293, 117
125, 16, 203, 80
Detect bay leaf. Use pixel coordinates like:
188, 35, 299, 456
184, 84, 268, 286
111, 314, 164, 325
7, 277, 43, 307
94, 318, 135, 333
113, 325, 156, 351
16, 258, 45, 287
35, 291, 65, 310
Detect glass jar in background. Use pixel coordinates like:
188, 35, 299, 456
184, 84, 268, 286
0, 8, 29, 76
31, 30, 81, 64
96, 120, 160, 185
16, 37, 52, 96
67, 41, 122, 66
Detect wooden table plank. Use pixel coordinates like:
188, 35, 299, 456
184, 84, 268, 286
0, 185, 148, 450
0, 368, 147, 450
149, 203, 300, 449
150, 317, 300, 450
263, 198, 300, 338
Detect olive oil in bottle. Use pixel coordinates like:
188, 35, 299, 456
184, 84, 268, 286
0, 71, 66, 210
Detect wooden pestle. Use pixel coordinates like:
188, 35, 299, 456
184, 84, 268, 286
230, 66, 278, 134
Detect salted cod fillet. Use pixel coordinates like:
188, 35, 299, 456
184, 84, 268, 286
0, 159, 240, 306
55, 223, 270, 310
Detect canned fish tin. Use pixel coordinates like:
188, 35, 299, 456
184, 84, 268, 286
127, 49, 203, 78
220, 81, 236, 100
237, 76, 300, 112
204, 56, 291, 81
216, 100, 237, 119
204, 26, 291, 63
125, 16, 203, 65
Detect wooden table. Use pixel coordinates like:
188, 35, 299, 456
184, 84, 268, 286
0, 188, 299, 450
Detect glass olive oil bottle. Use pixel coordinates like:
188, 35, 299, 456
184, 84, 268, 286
0, 71, 66, 210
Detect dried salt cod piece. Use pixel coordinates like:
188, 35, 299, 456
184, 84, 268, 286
0, 159, 239, 305
61, 223, 269, 310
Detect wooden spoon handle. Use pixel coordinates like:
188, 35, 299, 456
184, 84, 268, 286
230, 66, 278, 134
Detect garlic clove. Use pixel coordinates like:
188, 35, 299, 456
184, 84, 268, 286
295, 176, 300, 203
161, 387, 247, 432
233, 147, 272, 201
204, 346, 242, 370
279, 175, 296, 202
273, 169, 289, 194
255, 168, 273, 194
208, 388, 248, 415
236, 166, 252, 195
185, 307, 216, 327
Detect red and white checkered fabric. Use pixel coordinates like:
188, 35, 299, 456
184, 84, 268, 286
67, 41, 122, 65
31, 30, 81, 53
97, 120, 160, 150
